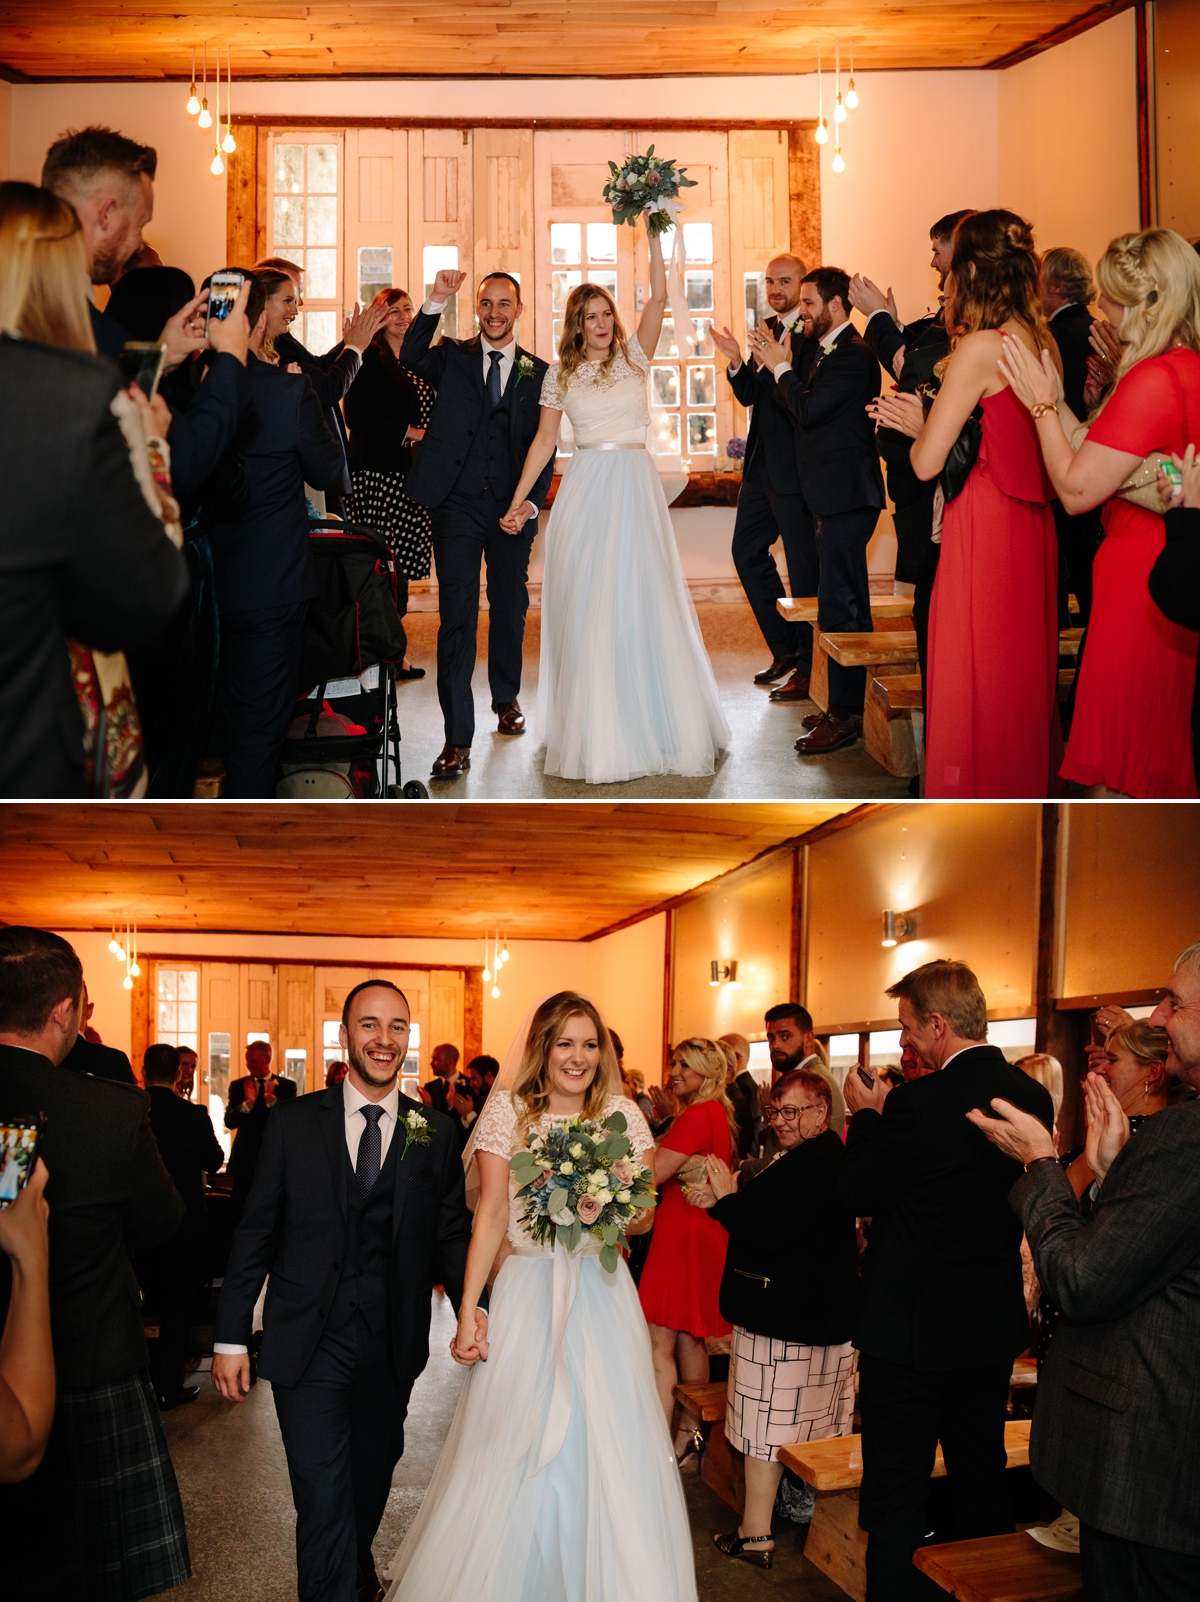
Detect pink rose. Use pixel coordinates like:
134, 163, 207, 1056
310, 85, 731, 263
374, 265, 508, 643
612, 1161, 633, 1186
532, 1171, 550, 1188
646, 170, 660, 185
576, 1195, 603, 1225
617, 177, 630, 191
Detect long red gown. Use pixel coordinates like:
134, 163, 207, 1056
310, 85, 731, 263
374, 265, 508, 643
926, 383, 1061, 798
1061, 349, 1200, 798
638, 1100, 732, 1340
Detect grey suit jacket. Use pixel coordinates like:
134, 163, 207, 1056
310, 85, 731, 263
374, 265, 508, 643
1012, 1102, 1200, 1555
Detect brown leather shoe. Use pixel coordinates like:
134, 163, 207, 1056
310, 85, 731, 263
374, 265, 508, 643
753, 652, 800, 685
430, 743, 471, 778
768, 674, 811, 704
795, 713, 860, 755
493, 698, 526, 735
356, 1563, 384, 1602
801, 709, 863, 732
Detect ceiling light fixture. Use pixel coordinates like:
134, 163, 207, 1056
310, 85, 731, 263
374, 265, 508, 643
186, 48, 200, 116
222, 48, 236, 153
846, 40, 859, 110
814, 45, 829, 145
197, 43, 212, 130
835, 37, 847, 123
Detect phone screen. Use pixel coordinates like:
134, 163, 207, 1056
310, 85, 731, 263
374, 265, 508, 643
0, 1118, 42, 1209
206, 274, 243, 332
118, 342, 167, 400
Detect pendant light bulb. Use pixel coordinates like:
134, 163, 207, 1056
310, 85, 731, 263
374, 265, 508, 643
835, 92, 847, 124
198, 102, 212, 130
482, 963, 491, 982
846, 40, 858, 109
186, 48, 199, 115
108, 936, 119, 954
129, 961, 141, 978
221, 48, 236, 152
210, 151, 225, 176
223, 129, 236, 154
832, 148, 845, 174
491, 985, 501, 1001
815, 118, 829, 145
813, 45, 826, 146
115, 945, 126, 963
123, 975, 134, 992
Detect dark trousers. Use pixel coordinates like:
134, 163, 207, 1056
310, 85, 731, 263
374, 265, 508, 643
1080, 1523, 1200, 1602
431, 490, 536, 746
858, 1353, 1013, 1601
1052, 499, 1104, 626
815, 505, 880, 711
137, 1230, 204, 1402
731, 460, 819, 664
909, 527, 942, 692
216, 601, 309, 797
272, 1314, 411, 1602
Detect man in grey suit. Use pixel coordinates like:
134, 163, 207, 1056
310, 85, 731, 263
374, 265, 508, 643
971, 942, 1200, 1602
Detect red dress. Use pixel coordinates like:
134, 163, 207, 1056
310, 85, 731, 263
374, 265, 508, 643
926, 383, 1061, 797
638, 1100, 732, 1339
1061, 349, 1200, 798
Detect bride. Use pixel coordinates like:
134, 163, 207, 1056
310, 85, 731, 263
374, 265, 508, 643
385, 992, 698, 1602
499, 218, 730, 785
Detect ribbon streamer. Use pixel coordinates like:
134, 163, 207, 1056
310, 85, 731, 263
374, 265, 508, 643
648, 196, 698, 361
513, 1234, 603, 1472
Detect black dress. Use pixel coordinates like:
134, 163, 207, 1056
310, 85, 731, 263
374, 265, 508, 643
343, 339, 435, 579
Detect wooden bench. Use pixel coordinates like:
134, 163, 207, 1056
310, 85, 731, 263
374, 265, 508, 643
914, 1533, 1082, 1601
866, 670, 923, 777
674, 1381, 744, 1511
774, 597, 914, 712
778, 1421, 1032, 1602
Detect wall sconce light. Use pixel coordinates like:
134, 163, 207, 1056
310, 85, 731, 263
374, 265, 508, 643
709, 959, 738, 987
881, 911, 915, 948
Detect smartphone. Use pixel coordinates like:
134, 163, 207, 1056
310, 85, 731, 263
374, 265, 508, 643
206, 271, 244, 334
855, 1063, 876, 1090
118, 341, 166, 400
0, 1114, 44, 1209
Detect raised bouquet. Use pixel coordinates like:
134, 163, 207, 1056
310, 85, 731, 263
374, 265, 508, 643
602, 147, 697, 237
509, 1111, 656, 1272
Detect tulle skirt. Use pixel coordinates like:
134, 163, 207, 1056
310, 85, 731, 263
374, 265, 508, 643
385, 1250, 698, 1602
535, 447, 730, 784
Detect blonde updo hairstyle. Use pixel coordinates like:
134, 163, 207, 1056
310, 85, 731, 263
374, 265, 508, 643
940, 208, 1055, 375
672, 1036, 740, 1146
512, 990, 622, 1144
1014, 1052, 1064, 1123
556, 282, 634, 392
1104, 1018, 1171, 1098
0, 181, 95, 352
1093, 229, 1200, 404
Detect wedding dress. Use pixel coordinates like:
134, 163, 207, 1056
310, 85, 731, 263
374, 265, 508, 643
385, 1090, 698, 1602
535, 334, 730, 784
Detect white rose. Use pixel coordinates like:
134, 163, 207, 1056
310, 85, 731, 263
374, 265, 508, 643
551, 1207, 575, 1226
617, 1189, 632, 1204
569, 1142, 586, 1158
595, 1190, 613, 1207
560, 1161, 575, 1175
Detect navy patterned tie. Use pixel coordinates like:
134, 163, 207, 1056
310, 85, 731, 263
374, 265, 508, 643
355, 1105, 384, 1195
487, 349, 504, 407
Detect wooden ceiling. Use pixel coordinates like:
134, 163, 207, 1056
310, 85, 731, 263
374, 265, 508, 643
0, 2, 1131, 80
0, 802, 862, 942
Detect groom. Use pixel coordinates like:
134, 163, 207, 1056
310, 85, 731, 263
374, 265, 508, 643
212, 980, 484, 1602
401, 268, 556, 781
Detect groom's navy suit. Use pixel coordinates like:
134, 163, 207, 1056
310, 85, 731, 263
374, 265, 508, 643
215, 1083, 472, 1602
401, 311, 555, 746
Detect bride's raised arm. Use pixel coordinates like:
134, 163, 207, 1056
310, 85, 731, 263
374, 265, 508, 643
636, 220, 668, 359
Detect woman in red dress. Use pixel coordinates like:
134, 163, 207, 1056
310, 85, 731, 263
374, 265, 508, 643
1000, 228, 1200, 797
870, 210, 1062, 797
639, 1038, 737, 1461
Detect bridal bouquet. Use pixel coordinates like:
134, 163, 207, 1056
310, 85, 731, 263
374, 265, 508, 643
602, 148, 697, 236
509, 1111, 656, 1271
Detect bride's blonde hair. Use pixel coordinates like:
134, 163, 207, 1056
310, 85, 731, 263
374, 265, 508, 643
556, 284, 633, 392
512, 991, 621, 1144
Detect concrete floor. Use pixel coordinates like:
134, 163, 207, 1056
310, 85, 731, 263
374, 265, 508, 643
164, 1290, 846, 1601
382, 604, 909, 800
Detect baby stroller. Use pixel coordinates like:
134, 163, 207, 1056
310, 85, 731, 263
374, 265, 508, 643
277, 519, 429, 799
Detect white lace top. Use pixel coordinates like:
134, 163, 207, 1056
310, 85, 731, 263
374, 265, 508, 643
538, 332, 651, 447
472, 1091, 654, 1249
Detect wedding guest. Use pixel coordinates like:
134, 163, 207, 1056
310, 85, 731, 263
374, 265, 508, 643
0, 1157, 53, 1483
968, 942, 1200, 1601
871, 210, 1060, 799
465, 1055, 500, 1103
421, 1043, 475, 1145
60, 983, 136, 1083
765, 1003, 846, 1135
176, 1044, 198, 1099
1150, 441, 1200, 790
711, 254, 817, 693
749, 268, 886, 754
625, 1067, 655, 1125
225, 1040, 297, 1216
0, 184, 188, 799
840, 959, 1053, 1599
1061, 1019, 1173, 1199
851, 210, 976, 687
208, 267, 346, 797
325, 1059, 349, 1089
999, 227, 1200, 798
1013, 1051, 1064, 1132
690, 1068, 860, 1571
638, 1037, 736, 1461
0, 928, 189, 1596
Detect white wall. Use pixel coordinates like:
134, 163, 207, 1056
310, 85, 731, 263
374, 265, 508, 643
0, 82, 13, 181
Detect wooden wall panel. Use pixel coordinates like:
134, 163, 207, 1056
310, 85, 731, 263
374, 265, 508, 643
788, 125, 822, 273
225, 120, 258, 267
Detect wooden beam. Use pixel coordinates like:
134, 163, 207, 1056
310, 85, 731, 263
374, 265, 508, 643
985, 0, 1136, 69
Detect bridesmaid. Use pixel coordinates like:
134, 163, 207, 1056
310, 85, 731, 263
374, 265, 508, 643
1000, 229, 1200, 798
871, 209, 1061, 798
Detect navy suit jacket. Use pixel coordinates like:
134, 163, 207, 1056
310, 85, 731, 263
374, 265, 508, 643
207, 356, 346, 617
776, 325, 886, 518
89, 301, 130, 363
214, 1082, 474, 1389
273, 330, 360, 500
1047, 301, 1094, 422
726, 318, 811, 496
399, 311, 554, 514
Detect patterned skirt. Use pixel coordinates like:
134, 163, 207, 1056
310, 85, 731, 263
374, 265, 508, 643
0, 1369, 191, 1599
349, 468, 433, 580
725, 1327, 857, 1462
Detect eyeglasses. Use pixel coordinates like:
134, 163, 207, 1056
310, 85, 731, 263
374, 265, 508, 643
765, 1103, 822, 1123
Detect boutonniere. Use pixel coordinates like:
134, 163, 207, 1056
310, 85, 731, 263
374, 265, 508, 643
516, 353, 535, 384
400, 1109, 432, 1161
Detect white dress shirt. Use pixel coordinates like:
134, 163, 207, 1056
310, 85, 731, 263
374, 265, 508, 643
214, 1079, 401, 1356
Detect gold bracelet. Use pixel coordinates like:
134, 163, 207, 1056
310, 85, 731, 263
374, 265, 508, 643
1029, 401, 1059, 419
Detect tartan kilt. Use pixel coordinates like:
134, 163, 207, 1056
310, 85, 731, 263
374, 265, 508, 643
0, 1368, 190, 1600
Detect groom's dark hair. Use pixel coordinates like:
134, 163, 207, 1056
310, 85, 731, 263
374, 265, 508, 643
477, 270, 521, 300
341, 978, 410, 1027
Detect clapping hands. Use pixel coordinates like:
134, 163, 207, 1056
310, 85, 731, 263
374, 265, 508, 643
747, 320, 789, 373
1083, 1071, 1130, 1185
866, 387, 925, 439
343, 297, 389, 352
711, 326, 744, 367
849, 274, 900, 325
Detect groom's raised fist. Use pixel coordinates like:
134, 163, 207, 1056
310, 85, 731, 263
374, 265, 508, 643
432, 268, 467, 302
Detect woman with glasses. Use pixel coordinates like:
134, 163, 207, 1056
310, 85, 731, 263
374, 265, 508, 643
687, 1067, 861, 1571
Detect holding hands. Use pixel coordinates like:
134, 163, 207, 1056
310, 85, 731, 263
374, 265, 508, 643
450, 1306, 490, 1367
499, 501, 536, 536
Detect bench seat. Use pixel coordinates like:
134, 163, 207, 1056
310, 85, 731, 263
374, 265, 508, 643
914, 1532, 1082, 1601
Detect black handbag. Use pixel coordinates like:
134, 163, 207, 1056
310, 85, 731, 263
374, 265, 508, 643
299, 521, 408, 686
940, 405, 983, 502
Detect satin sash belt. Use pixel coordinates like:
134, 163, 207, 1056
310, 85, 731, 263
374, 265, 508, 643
511, 1237, 603, 1470
574, 441, 646, 450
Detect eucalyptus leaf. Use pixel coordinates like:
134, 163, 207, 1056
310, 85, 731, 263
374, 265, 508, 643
600, 1243, 620, 1274
547, 1188, 569, 1215
564, 1219, 582, 1252
603, 1111, 628, 1133
602, 1223, 619, 1247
